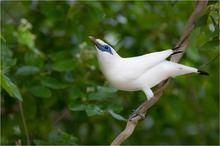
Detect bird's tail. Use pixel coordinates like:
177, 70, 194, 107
160, 61, 209, 78
197, 69, 209, 76
170, 47, 209, 76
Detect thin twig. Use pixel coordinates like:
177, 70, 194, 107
45, 110, 69, 135
19, 102, 30, 145
110, 1, 208, 145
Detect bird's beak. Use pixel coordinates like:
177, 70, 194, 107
89, 36, 101, 49
89, 36, 97, 45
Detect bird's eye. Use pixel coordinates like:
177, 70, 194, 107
99, 45, 113, 55
104, 45, 109, 50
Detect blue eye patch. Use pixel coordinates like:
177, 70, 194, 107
96, 43, 113, 55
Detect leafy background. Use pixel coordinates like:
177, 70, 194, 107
1, 1, 219, 145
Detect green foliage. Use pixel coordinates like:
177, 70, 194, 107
29, 85, 52, 98
85, 104, 104, 116
1, 1, 219, 145
0, 74, 22, 101
34, 129, 78, 145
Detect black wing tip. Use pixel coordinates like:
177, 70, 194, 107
172, 46, 180, 51
171, 46, 182, 56
171, 51, 183, 56
198, 70, 209, 76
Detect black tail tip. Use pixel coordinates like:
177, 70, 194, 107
198, 70, 209, 76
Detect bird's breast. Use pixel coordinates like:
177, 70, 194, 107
100, 68, 141, 91
97, 55, 143, 91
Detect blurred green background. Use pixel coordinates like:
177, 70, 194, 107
1, 1, 219, 145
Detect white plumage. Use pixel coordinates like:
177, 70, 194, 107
89, 36, 208, 100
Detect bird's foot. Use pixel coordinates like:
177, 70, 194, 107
128, 110, 145, 121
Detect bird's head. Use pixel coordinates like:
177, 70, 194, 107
89, 36, 115, 55
89, 36, 120, 78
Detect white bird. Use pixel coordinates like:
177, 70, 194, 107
89, 36, 209, 100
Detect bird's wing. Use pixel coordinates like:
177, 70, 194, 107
117, 49, 173, 80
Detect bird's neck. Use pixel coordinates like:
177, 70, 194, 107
97, 49, 121, 74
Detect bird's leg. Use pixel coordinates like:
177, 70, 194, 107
144, 88, 154, 101
128, 88, 154, 120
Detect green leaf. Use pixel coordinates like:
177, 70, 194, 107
210, 15, 217, 29
24, 52, 44, 67
107, 104, 123, 113
68, 102, 85, 111
0, 33, 6, 42
1, 45, 17, 69
40, 76, 68, 89
0, 74, 22, 101
195, 14, 208, 28
15, 29, 44, 57
16, 66, 40, 76
108, 110, 126, 121
38, 129, 78, 145
0, 74, 12, 96
88, 92, 115, 101
200, 53, 219, 67
48, 51, 72, 62
57, 130, 78, 144
52, 59, 77, 72
97, 86, 117, 93
88, 86, 117, 101
199, 39, 219, 50
85, 104, 104, 116
11, 84, 23, 101
169, 0, 178, 7
209, 29, 219, 38
17, 29, 35, 49
68, 85, 84, 100
29, 85, 52, 98
207, 0, 218, 6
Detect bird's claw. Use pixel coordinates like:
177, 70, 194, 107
128, 110, 145, 121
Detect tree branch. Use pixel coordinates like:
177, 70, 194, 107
111, 1, 208, 145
